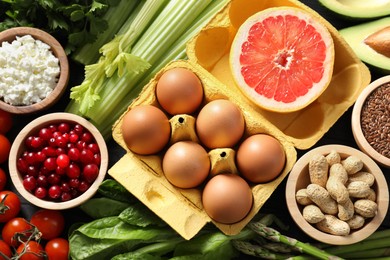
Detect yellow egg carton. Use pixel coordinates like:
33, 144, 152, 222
109, 0, 371, 240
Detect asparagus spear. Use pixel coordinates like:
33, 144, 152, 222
232, 240, 292, 259
248, 222, 343, 260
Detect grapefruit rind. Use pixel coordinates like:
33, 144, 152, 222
230, 7, 335, 113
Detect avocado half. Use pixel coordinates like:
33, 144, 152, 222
319, 0, 390, 19
340, 17, 390, 73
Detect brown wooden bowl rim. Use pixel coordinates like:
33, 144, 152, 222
0, 27, 69, 114
8, 113, 108, 210
286, 144, 389, 245
351, 75, 390, 168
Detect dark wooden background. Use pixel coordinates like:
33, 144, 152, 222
2, 0, 389, 250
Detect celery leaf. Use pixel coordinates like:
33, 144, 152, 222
90, 1, 108, 14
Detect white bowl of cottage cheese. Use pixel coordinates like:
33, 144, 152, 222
0, 27, 69, 114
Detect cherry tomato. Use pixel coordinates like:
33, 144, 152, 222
0, 135, 10, 164
0, 168, 7, 191
0, 191, 21, 223
0, 110, 12, 134
45, 238, 69, 260
30, 209, 64, 240
0, 240, 12, 260
16, 241, 45, 260
2, 217, 33, 247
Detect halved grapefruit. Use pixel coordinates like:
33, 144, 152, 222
230, 7, 335, 113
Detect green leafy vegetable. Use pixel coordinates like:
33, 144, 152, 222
119, 204, 167, 228
97, 179, 138, 203
80, 197, 131, 219
72, 0, 141, 65
0, 0, 137, 54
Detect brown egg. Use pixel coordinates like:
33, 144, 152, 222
162, 141, 210, 188
236, 134, 286, 183
196, 99, 245, 149
156, 67, 203, 115
202, 173, 253, 224
121, 105, 171, 155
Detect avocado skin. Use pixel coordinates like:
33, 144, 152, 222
319, 0, 390, 19
340, 17, 390, 74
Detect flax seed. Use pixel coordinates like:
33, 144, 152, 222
360, 83, 390, 158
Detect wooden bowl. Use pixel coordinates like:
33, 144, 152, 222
352, 76, 390, 168
0, 27, 69, 114
286, 145, 389, 245
9, 113, 108, 210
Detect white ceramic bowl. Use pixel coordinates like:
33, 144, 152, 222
9, 113, 108, 210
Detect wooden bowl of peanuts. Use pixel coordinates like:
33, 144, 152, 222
286, 144, 389, 245
351, 75, 390, 168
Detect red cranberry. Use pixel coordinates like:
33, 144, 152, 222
83, 164, 99, 183
39, 128, 52, 141
78, 181, 90, 193
42, 146, 56, 157
48, 173, 61, 185
58, 123, 70, 133
44, 157, 57, 171
81, 132, 93, 143
56, 154, 70, 168
67, 163, 80, 179
34, 187, 47, 199
61, 192, 72, 202
23, 176, 37, 192
48, 185, 61, 199
37, 175, 48, 187
68, 148, 80, 161
80, 149, 94, 165
17, 158, 28, 174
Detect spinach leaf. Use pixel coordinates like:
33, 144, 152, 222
112, 253, 162, 260
98, 179, 137, 203
79, 197, 131, 219
69, 216, 180, 260
111, 239, 184, 260
75, 216, 178, 240
69, 230, 144, 260
173, 232, 239, 260
119, 203, 167, 228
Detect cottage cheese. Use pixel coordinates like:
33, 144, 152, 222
0, 35, 60, 106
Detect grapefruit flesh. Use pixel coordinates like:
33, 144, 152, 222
230, 7, 334, 113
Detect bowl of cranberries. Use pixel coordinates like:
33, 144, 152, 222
8, 112, 108, 209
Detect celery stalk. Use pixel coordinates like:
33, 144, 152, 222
69, 0, 169, 114
98, 0, 229, 139
103, 0, 169, 77
71, 0, 141, 65
83, 0, 213, 123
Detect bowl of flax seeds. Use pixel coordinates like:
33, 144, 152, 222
352, 75, 390, 168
